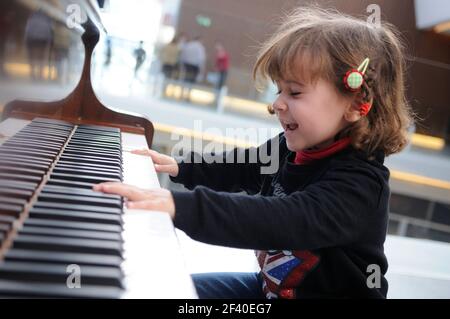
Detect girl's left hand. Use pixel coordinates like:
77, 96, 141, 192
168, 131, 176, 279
93, 182, 176, 219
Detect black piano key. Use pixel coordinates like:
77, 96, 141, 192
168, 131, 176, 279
24, 218, 122, 233
49, 172, 121, 184
0, 188, 33, 199
75, 129, 120, 137
0, 159, 50, 171
37, 193, 121, 209
17, 132, 70, 141
26, 123, 72, 131
0, 203, 23, 218
77, 124, 120, 132
4, 141, 63, 153
29, 208, 122, 225
12, 235, 123, 256
13, 132, 67, 144
4, 249, 123, 268
0, 165, 46, 177
33, 201, 122, 215
0, 261, 123, 287
71, 131, 119, 138
67, 141, 121, 151
8, 135, 65, 145
71, 131, 120, 139
0, 146, 57, 159
62, 149, 122, 162
56, 161, 122, 173
0, 279, 122, 298
27, 123, 73, 132
16, 126, 70, 135
59, 155, 121, 168
69, 137, 121, 146
74, 132, 120, 139
0, 196, 27, 206
19, 127, 71, 138
19, 226, 122, 242
0, 215, 15, 227
47, 178, 98, 190
61, 152, 122, 164
42, 185, 121, 200
0, 154, 53, 166
65, 144, 122, 155
0, 224, 11, 236
0, 173, 41, 183
65, 143, 121, 152
52, 167, 121, 180
0, 180, 38, 191
76, 131, 120, 138
68, 138, 120, 147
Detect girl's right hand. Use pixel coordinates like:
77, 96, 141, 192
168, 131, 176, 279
131, 148, 179, 177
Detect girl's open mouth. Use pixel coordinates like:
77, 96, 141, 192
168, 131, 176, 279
281, 120, 299, 132
286, 123, 299, 131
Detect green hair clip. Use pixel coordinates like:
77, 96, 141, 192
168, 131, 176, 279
343, 58, 370, 91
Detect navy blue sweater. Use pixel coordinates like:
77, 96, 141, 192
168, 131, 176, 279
170, 133, 390, 298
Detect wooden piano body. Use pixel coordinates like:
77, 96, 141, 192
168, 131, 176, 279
0, 0, 197, 298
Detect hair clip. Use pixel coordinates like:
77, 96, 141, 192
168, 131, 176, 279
359, 102, 372, 116
343, 58, 370, 92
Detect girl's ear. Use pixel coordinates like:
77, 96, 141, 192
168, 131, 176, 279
344, 100, 362, 123
344, 94, 372, 123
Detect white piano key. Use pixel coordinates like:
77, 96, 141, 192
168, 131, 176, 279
121, 210, 197, 299
121, 132, 197, 298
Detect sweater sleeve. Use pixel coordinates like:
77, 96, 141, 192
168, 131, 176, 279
170, 134, 282, 194
172, 164, 385, 250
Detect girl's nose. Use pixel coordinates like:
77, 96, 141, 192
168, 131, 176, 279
272, 96, 288, 112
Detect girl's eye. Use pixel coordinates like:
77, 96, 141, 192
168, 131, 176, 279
276, 90, 301, 96
275, 89, 302, 96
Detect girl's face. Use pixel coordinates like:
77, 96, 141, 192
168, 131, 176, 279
273, 77, 352, 152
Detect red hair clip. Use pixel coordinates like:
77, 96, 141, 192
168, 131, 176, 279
359, 102, 372, 116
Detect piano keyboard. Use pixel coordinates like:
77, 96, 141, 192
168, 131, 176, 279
0, 118, 197, 298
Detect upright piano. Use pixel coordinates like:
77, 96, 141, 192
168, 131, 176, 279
0, 0, 197, 298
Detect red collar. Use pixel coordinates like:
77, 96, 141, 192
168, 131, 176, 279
294, 137, 352, 165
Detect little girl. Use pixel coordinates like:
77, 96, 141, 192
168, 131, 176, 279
94, 7, 413, 299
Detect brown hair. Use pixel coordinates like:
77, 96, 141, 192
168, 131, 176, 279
253, 6, 414, 156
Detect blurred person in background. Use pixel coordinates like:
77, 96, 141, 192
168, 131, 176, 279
160, 35, 181, 80
214, 42, 230, 90
104, 37, 112, 67
179, 36, 206, 83
25, 9, 53, 80
133, 40, 146, 77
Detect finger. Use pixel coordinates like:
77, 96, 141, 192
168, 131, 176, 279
93, 182, 147, 201
146, 149, 174, 165
154, 164, 175, 173
132, 149, 175, 166
127, 199, 157, 210
131, 148, 151, 156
